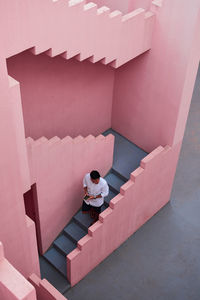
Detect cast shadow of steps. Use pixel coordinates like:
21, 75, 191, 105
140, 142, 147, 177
42, 169, 121, 292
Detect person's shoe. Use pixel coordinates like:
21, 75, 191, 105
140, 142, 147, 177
90, 208, 95, 219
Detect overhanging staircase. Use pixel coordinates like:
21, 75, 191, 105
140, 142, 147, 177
30, 0, 155, 68
40, 129, 148, 294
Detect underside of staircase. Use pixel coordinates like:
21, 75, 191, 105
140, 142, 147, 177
29, 0, 155, 68
39, 129, 148, 294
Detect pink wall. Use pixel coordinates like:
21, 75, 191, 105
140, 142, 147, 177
112, 0, 200, 153
29, 273, 67, 300
0, 0, 154, 281
1, 0, 154, 67
128, 0, 151, 11
86, 0, 152, 14
0, 59, 39, 279
0, 242, 37, 300
86, 0, 130, 13
67, 141, 182, 286
0, 0, 199, 292
7, 51, 114, 140
8, 76, 31, 193
27, 134, 114, 253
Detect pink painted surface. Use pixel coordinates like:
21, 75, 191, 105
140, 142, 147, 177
29, 273, 67, 300
0, 0, 199, 293
86, 0, 130, 14
111, 9, 155, 68
0, 61, 38, 278
1, 1, 154, 68
25, 216, 41, 277
8, 75, 31, 192
0, 242, 37, 300
0, 241, 4, 261
7, 51, 114, 140
112, 0, 200, 153
26, 134, 114, 253
67, 141, 182, 286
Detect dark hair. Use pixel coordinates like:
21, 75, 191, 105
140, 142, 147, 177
90, 170, 100, 180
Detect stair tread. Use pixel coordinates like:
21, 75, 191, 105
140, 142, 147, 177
105, 172, 126, 192
43, 248, 67, 277
64, 221, 87, 243
54, 235, 77, 255
104, 190, 118, 205
39, 256, 70, 294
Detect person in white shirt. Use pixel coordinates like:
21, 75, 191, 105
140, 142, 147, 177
82, 170, 109, 224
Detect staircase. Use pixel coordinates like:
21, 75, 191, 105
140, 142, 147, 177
30, 0, 155, 68
40, 129, 148, 294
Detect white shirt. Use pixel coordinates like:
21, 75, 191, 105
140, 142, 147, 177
83, 173, 109, 207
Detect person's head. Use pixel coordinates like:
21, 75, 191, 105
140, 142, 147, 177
90, 170, 100, 184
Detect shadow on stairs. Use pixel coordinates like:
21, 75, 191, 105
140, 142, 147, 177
39, 128, 148, 294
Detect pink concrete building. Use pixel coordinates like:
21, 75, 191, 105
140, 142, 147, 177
0, 0, 200, 299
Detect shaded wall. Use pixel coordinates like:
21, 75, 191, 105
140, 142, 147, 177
7, 51, 114, 139
0, 243, 37, 300
112, 0, 200, 153
86, 0, 151, 13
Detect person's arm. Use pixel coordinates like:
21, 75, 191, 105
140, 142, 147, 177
89, 182, 109, 200
100, 182, 109, 198
83, 176, 89, 196
89, 193, 101, 200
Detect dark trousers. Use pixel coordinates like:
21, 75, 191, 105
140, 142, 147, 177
82, 201, 102, 222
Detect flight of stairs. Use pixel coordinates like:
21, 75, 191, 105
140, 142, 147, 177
40, 129, 148, 294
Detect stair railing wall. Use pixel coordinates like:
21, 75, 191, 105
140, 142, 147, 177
28, 273, 67, 300
0, 242, 37, 300
67, 141, 182, 286
3, 0, 155, 69
26, 134, 114, 254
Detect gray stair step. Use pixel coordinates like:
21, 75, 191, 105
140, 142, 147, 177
39, 256, 70, 294
103, 129, 148, 179
101, 204, 108, 212
43, 248, 67, 278
104, 190, 118, 205
111, 168, 129, 182
54, 235, 77, 256
105, 172, 126, 193
73, 211, 93, 231
64, 221, 87, 243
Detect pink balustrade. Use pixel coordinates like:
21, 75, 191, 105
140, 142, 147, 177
29, 273, 67, 300
67, 141, 182, 286
0, 242, 37, 300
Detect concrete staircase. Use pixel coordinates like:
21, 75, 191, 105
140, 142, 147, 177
40, 129, 148, 294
